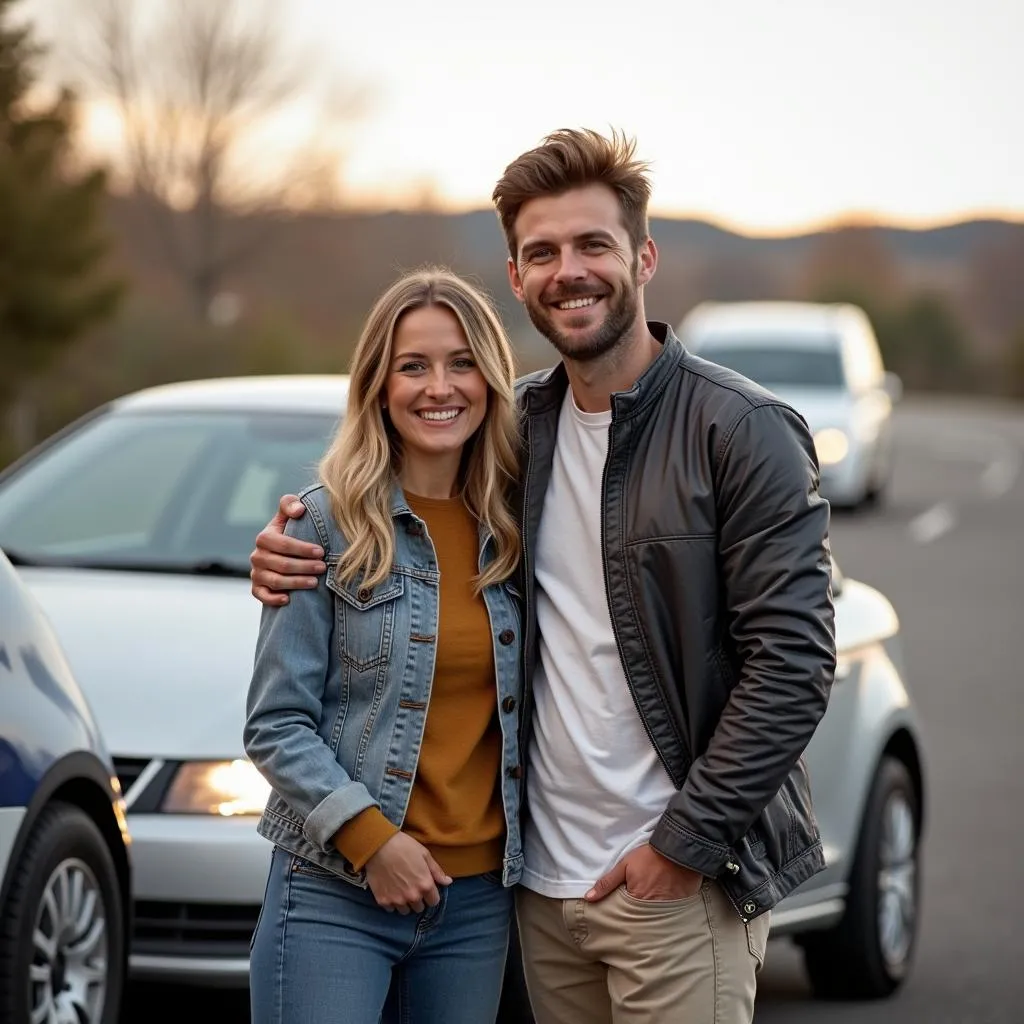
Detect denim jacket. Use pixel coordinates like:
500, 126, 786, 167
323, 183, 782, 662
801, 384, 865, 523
244, 482, 525, 887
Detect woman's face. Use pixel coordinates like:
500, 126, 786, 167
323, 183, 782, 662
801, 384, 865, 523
383, 304, 489, 471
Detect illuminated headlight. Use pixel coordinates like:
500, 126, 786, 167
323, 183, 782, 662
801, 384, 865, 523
162, 759, 271, 816
814, 428, 850, 466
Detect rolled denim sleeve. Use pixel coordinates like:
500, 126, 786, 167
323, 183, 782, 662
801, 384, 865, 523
243, 508, 378, 852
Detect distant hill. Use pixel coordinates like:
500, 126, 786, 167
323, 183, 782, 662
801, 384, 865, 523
101, 194, 1024, 369
358, 206, 1024, 268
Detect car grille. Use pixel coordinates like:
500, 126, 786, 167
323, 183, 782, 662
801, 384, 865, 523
112, 757, 151, 798
133, 901, 260, 958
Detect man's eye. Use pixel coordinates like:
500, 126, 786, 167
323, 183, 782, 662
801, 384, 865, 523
527, 249, 553, 261
583, 240, 607, 250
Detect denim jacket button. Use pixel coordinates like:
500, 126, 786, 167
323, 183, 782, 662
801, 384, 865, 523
357, 587, 371, 602
498, 629, 515, 646
501, 696, 517, 713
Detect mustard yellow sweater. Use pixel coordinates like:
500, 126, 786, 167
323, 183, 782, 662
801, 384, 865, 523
332, 494, 505, 877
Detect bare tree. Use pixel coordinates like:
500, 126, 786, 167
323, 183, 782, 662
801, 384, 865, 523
64, 0, 365, 319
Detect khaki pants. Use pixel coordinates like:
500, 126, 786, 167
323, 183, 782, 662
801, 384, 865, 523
515, 881, 769, 1024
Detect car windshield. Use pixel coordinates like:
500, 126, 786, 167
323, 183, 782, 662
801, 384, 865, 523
0, 409, 339, 574
698, 341, 845, 389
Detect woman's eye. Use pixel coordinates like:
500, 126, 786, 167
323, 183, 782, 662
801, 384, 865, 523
398, 361, 425, 373
452, 358, 476, 370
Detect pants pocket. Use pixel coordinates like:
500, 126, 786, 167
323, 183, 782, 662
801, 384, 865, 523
745, 911, 771, 971
250, 847, 279, 953
619, 878, 709, 910
290, 854, 339, 880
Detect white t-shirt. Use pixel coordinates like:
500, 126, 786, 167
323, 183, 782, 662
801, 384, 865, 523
520, 391, 676, 898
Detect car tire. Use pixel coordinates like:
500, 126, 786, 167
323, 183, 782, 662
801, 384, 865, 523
801, 757, 920, 1000
863, 463, 890, 508
0, 801, 125, 1024
862, 480, 884, 509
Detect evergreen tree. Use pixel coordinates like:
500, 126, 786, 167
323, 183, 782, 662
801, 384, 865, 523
0, 0, 122, 422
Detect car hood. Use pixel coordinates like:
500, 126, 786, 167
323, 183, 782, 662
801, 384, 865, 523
763, 387, 852, 432
18, 567, 260, 760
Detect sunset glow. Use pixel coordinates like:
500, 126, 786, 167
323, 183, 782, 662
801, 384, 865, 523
40, 0, 1024, 234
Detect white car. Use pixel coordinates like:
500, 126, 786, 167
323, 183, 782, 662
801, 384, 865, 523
0, 376, 925, 999
679, 301, 903, 508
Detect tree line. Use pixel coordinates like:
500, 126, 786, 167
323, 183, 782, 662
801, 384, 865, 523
2, 0, 1023, 468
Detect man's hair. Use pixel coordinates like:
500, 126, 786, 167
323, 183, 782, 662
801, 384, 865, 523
491, 128, 652, 261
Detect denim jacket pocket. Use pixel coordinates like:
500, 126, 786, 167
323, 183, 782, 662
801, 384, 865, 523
326, 563, 406, 671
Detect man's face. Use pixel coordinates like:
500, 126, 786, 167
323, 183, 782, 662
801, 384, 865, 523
507, 184, 656, 362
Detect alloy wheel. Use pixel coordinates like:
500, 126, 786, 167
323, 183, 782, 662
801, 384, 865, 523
877, 790, 917, 971
28, 857, 108, 1024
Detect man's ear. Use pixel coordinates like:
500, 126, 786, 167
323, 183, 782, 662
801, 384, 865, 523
507, 256, 526, 303
636, 238, 658, 287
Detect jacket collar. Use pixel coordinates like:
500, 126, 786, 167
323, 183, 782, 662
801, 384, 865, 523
390, 481, 498, 563
518, 321, 685, 420
389, 483, 412, 519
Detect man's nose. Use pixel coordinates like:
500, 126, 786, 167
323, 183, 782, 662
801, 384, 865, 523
553, 246, 587, 283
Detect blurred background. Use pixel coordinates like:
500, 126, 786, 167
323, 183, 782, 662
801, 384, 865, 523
2, 0, 1022, 464
2, 2, 1022, 1022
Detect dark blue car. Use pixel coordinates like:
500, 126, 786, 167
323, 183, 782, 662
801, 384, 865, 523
0, 549, 131, 1023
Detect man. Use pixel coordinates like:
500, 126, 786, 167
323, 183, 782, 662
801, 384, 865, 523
249, 129, 836, 1023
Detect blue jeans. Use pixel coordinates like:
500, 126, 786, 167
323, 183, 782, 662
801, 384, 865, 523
250, 847, 513, 1024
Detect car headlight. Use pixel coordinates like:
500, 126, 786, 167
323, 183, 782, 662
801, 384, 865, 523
162, 759, 271, 816
814, 428, 850, 466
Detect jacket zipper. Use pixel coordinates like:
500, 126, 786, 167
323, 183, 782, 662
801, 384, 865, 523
602, 412, 744, 890
518, 413, 536, 771
600, 408, 677, 786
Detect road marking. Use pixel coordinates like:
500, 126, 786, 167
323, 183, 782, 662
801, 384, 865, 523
908, 502, 957, 545
898, 413, 1021, 544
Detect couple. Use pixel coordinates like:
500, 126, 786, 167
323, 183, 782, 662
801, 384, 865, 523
243, 128, 836, 1024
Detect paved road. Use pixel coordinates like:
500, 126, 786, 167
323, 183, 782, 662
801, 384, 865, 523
755, 395, 1024, 1023
123, 396, 1024, 1023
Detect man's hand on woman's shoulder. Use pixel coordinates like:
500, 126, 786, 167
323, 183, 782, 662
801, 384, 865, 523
250, 493, 327, 606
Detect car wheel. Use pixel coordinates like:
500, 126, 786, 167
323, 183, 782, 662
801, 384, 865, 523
862, 480, 884, 509
863, 462, 890, 508
801, 757, 920, 1000
0, 801, 125, 1024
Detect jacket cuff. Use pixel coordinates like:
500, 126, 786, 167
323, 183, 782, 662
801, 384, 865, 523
332, 808, 399, 871
303, 783, 377, 852
650, 815, 733, 878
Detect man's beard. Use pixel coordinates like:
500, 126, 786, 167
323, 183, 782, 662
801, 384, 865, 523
525, 279, 639, 363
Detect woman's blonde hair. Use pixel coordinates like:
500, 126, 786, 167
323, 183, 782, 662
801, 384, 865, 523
320, 267, 520, 592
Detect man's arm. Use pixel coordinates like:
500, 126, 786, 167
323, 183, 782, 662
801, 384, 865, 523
250, 494, 328, 606
650, 402, 836, 878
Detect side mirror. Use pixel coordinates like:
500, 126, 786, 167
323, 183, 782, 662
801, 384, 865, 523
883, 371, 903, 403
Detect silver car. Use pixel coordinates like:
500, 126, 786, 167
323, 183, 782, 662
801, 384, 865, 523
679, 301, 903, 510
0, 375, 925, 998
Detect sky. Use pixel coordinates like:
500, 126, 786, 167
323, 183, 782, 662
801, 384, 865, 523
29, 0, 1024, 235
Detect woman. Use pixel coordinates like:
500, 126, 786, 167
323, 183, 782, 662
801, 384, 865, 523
244, 267, 524, 1024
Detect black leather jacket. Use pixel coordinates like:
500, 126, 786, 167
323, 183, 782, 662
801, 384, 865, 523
513, 322, 836, 920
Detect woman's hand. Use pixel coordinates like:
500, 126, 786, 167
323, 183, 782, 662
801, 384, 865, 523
365, 833, 453, 914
